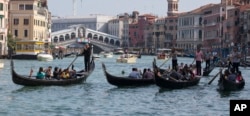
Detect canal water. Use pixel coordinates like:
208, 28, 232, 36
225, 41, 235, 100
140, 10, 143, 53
0, 55, 249, 116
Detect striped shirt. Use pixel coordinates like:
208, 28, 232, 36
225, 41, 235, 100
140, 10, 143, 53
195, 51, 203, 61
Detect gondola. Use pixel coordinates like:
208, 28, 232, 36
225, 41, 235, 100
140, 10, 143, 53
11, 58, 95, 86
217, 72, 245, 91
153, 61, 201, 89
102, 63, 154, 87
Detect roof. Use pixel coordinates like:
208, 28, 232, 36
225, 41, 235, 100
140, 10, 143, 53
178, 3, 219, 16
238, 4, 250, 12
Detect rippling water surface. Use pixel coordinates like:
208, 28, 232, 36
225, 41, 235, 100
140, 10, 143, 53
0, 55, 249, 116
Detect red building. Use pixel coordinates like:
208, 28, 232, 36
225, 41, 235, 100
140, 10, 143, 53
129, 14, 156, 47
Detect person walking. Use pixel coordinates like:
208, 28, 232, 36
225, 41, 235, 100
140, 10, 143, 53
82, 44, 92, 72
194, 47, 204, 76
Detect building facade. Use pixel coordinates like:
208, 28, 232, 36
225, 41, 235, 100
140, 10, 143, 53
129, 14, 156, 48
0, 0, 8, 57
153, 18, 165, 49
164, 16, 178, 48
177, 11, 203, 51
9, 0, 50, 55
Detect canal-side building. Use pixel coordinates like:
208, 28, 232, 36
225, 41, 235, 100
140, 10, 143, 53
202, 4, 223, 52
239, 5, 250, 56
152, 18, 165, 49
107, 12, 135, 47
164, 16, 178, 48
177, 5, 212, 51
129, 14, 157, 48
0, 0, 8, 57
9, 0, 51, 58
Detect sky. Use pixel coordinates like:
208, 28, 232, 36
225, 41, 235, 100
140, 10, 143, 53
48, 0, 221, 17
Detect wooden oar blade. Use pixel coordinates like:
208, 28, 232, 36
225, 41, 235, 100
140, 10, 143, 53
208, 70, 221, 85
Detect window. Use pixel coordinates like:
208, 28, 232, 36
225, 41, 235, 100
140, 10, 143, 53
24, 30, 28, 37
169, 26, 174, 30
25, 5, 33, 10
14, 30, 18, 37
24, 19, 29, 25
19, 4, 24, 10
0, 3, 3, 11
199, 30, 202, 39
14, 19, 19, 25
0, 35, 3, 40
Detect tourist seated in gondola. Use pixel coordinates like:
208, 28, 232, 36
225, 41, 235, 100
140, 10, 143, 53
227, 69, 237, 82
236, 71, 243, 83
53, 67, 60, 80
218, 69, 230, 83
36, 67, 45, 79
129, 68, 142, 79
143, 68, 147, 77
178, 62, 184, 72
45, 66, 53, 80
60, 68, 70, 79
169, 70, 184, 80
69, 69, 77, 78
223, 69, 230, 79
143, 68, 154, 79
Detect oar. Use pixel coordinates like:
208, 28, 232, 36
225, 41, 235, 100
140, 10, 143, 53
208, 68, 222, 85
159, 57, 171, 68
29, 67, 33, 78
191, 59, 195, 65
67, 55, 78, 69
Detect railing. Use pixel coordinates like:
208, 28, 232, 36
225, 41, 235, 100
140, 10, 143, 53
54, 38, 117, 51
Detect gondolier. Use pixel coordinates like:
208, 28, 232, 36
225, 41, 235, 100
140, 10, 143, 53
194, 46, 204, 76
82, 44, 92, 72
170, 48, 178, 71
230, 46, 241, 73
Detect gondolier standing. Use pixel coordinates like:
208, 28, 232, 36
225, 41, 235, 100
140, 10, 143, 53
194, 46, 204, 76
205, 50, 211, 69
170, 48, 178, 71
230, 46, 241, 73
82, 44, 92, 72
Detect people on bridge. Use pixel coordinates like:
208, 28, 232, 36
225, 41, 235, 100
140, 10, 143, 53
82, 44, 92, 72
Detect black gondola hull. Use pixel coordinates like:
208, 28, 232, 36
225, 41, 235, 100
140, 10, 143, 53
218, 75, 245, 91
154, 73, 200, 89
153, 60, 201, 89
102, 63, 154, 87
11, 59, 95, 86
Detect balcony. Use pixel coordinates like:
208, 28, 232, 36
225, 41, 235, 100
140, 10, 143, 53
0, 28, 6, 34
205, 22, 216, 27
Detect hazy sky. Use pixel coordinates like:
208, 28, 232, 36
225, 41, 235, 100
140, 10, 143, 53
48, 0, 221, 17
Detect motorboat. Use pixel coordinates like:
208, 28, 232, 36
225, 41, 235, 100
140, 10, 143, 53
37, 53, 53, 61
113, 48, 124, 55
0, 62, 4, 68
103, 52, 113, 58
116, 54, 137, 63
